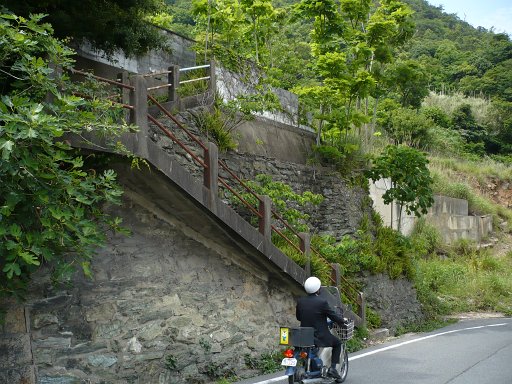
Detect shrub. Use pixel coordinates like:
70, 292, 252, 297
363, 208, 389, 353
426, 125, 466, 156
382, 107, 434, 149
422, 106, 452, 128
312, 145, 344, 165
189, 106, 238, 152
409, 218, 443, 259
244, 351, 282, 374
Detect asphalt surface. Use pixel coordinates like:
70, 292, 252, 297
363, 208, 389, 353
235, 317, 512, 384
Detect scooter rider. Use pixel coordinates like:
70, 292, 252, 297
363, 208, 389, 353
296, 276, 345, 382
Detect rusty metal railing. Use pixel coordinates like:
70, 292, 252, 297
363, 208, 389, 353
70, 68, 365, 324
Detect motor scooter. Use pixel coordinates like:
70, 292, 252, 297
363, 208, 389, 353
280, 286, 353, 384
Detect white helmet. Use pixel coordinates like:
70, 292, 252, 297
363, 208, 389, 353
304, 276, 321, 294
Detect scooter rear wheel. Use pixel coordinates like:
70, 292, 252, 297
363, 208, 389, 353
288, 365, 305, 383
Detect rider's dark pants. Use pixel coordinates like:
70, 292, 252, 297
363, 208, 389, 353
331, 337, 342, 367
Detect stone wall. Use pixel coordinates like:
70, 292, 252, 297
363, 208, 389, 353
221, 152, 367, 238
1, 176, 299, 384
150, 111, 369, 240
0, 300, 36, 384
362, 274, 425, 332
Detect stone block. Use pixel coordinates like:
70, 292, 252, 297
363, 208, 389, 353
0, 334, 33, 367
1, 303, 26, 334
369, 328, 390, 342
85, 303, 117, 322
137, 320, 164, 341
0, 366, 35, 384
38, 375, 82, 384
33, 314, 59, 330
93, 321, 123, 339
87, 354, 118, 368
34, 337, 71, 349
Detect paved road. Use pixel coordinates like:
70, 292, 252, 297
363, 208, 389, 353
236, 318, 512, 384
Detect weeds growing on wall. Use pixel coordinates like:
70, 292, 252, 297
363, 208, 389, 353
244, 350, 283, 375
189, 105, 238, 152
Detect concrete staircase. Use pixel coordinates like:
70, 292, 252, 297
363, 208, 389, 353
67, 68, 366, 326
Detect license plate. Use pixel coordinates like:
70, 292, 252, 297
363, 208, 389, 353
281, 358, 297, 367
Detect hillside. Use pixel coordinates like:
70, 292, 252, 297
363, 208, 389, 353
1, 4, 512, 383
3, 0, 512, 333
159, 0, 512, 321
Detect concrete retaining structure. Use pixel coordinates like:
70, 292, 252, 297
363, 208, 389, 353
369, 179, 493, 244
74, 27, 196, 75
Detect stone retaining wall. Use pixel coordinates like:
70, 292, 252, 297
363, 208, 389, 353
1, 180, 299, 384
150, 111, 369, 240
0, 300, 35, 384
363, 274, 425, 331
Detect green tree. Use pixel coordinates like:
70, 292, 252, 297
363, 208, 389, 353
378, 105, 433, 148
293, 0, 415, 154
1, 0, 166, 56
0, 14, 129, 297
366, 145, 434, 231
240, 0, 276, 64
386, 59, 429, 109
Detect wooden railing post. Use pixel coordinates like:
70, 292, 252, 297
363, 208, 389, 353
331, 263, 341, 287
299, 232, 311, 277
129, 75, 148, 158
203, 142, 219, 213
209, 60, 216, 96
258, 196, 272, 240
358, 292, 366, 326
118, 71, 131, 122
169, 65, 179, 102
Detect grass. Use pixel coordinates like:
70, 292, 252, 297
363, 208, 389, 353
413, 245, 512, 317
428, 156, 512, 228
422, 92, 492, 126
429, 155, 512, 183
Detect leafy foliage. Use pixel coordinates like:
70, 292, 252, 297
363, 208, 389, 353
366, 145, 434, 232
0, 14, 129, 297
234, 174, 324, 232
1, 0, 166, 56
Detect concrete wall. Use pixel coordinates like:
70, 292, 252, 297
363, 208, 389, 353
215, 65, 314, 136
233, 117, 315, 164
74, 27, 196, 75
369, 179, 493, 244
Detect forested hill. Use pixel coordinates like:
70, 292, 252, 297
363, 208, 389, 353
404, 0, 512, 99
167, 0, 511, 101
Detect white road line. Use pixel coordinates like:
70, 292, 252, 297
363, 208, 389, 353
349, 322, 509, 361
251, 377, 288, 383
250, 322, 509, 384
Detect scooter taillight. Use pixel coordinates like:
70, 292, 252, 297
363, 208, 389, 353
299, 351, 308, 359
283, 349, 294, 358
